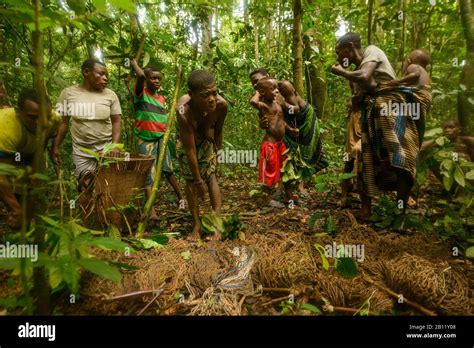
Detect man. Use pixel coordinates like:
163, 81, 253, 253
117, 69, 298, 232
0, 89, 61, 228
176, 70, 227, 240
130, 59, 184, 219
331, 32, 428, 221
51, 59, 122, 185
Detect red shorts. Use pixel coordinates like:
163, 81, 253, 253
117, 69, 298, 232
258, 140, 287, 187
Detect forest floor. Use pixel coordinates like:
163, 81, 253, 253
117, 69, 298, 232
1, 167, 473, 316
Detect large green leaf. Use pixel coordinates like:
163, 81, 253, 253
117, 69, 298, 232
89, 237, 132, 253
313, 244, 329, 270
453, 165, 465, 187
78, 258, 122, 283
335, 257, 358, 278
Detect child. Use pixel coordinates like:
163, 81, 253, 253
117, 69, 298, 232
175, 70, 228, 241
130, 59, 184, 220
388, 49, 431, 88
250, 78, 299, 207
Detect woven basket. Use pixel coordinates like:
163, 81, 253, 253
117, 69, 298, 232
79, 154, 154, 231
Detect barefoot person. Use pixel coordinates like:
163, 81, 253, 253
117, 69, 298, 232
51, 59, 122, 188
176, 70, 227, 240
331, 32, 428, 221
130, 59, 184, 219
250, 78, 299, 207
249, 68, 327, 199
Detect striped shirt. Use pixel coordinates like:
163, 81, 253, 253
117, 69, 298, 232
133, 85, 168, 141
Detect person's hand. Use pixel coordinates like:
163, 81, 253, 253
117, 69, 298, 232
331, 64, 345, 76
50, 146, 61, 165
288, 127, 299, 138
194, 180, 206, 198
259, 115, 269, 129
109, 147, 121, 157
275, 93, 285, 107
7, 210, 21, 229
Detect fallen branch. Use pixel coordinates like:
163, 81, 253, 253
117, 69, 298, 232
137, 288, 164, 316
363, 275, 437, 316
107, 289, 163, 301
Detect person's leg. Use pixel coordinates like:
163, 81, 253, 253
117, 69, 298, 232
298, 181, 308, 196
395, 168, 414, 214
357, 192, 372, 221
0, 183, 21, 229
341, 159, 355, 207
184, 179, 201, 240
166, 174, 184, 201
205, 174, 222, 240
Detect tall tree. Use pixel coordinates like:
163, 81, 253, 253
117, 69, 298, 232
458, 0, 474, 135
292, 0, 304, 97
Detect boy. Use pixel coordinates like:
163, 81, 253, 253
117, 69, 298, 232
250, 78, 299, 207
130, 58, 184, 220
388, 49, 431, 88
176, 70, 227, 241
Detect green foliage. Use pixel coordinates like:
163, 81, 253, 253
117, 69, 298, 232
201, 213, 243, 241
281, 147, 313, 183
39, 216, 131, 293
309, 211, 336, 235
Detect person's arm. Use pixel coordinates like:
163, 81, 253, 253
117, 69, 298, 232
110, 114, 122, 157
420, 139, 435, 151
177, 107, 202, 183
388, 65, 420, 86
250, 91, 264, 110
278, 80, 301, 115
285, 123, 299, 138
130, 58, 146, 96
331, 61, 378, 86
0, 157, 21, 228
51, 116, 70, 165
215, 98, 228, 151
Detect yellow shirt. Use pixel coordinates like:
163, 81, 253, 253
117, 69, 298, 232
0, 107, 61, 156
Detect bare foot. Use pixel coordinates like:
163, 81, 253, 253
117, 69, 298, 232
205, 231, 222, 241
187, 224, 201, 241
353, 209, 371, 222
149, 207, 160, 221
268, 199, 285, 208
340, 196, 349, 208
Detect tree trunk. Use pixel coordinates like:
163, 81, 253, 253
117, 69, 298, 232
292, 0, 304, 97
31, 0, 51, 315
458, 0, 474, 135
397, 0, 407, 74
303, 23, 326, 117
253, 14, 259, 62
243, 0, 249, 25
201, 8, 212, 56
368, 0, 374, 45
